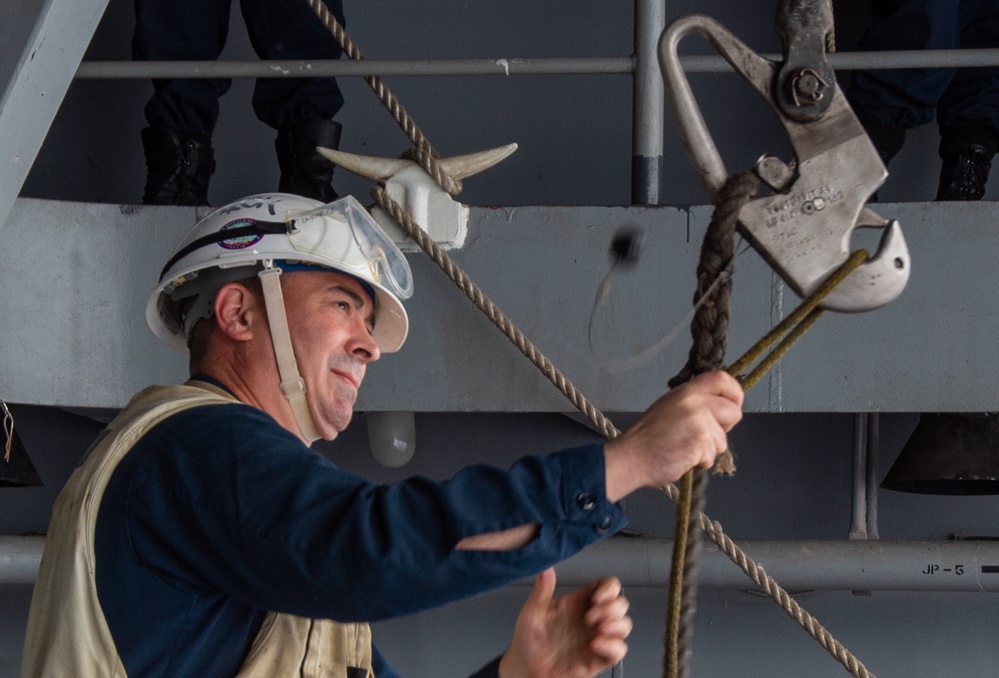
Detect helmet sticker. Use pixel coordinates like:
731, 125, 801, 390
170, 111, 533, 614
219, 219, 264, 250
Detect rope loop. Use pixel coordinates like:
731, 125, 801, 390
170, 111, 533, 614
669, 172, 759, 389
664, 171, 758, 678
663, 176, 873, 678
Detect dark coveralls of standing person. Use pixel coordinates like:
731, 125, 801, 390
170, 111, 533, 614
846, 0, 999, 200
20, 193, 743, 678
133, 0, 346, 205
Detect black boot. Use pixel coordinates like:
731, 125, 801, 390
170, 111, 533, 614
275, 119, 342, 202
936, 126, 997, 201
140, 125, 214, 205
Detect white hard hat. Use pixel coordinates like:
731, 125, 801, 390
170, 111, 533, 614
147, 193, 412, 354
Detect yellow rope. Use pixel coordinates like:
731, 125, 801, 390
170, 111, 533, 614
665, 469, 694, 678
664, 248, 869, 678
729, 249, 869, 388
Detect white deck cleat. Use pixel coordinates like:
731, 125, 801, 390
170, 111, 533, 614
318, 143, 517, 250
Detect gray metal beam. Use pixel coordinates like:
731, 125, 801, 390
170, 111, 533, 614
0, 198, 996, 414
0, 0, 109, 232
8, 534, 999, 592
0, 536, 42, 585
552, 537, 999, 592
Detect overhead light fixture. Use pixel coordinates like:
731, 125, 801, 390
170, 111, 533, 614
0, 403, 42, 487
367, 411, 416, 468
881, 413, 999, 495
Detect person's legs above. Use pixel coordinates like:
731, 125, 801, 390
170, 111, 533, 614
846, 0, 961, 166
132, 0, 232, 204
242, 0, 346, 200
934, 0, 999, 200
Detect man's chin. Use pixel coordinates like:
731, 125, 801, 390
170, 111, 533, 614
318, 408, 354, 440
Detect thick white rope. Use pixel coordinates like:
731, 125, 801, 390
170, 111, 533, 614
305, 4, 876, 675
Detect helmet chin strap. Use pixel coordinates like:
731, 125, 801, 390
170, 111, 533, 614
258, 264, 323, 444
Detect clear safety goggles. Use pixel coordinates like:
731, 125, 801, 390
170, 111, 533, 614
285, 195, 413, 300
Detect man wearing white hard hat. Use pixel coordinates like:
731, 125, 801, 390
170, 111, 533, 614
22, 193, 743, 677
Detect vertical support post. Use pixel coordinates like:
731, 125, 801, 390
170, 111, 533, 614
866, 412, 881, 539
849, 411, 875, 596
632, 0, 665, 205
849, 412, 869, 540
850, 411, 881, 540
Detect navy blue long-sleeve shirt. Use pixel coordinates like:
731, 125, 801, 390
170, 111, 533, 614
94, 401, 625, 677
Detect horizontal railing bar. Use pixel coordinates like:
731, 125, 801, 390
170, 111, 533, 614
74, 49, 999, 80
75, 56, 636, 79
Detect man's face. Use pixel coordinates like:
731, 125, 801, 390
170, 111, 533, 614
280, 270, 381, 439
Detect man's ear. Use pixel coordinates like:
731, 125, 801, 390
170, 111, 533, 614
213, 282, 260, 342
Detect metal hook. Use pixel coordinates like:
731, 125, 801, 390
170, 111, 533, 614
658, 7, 910, 313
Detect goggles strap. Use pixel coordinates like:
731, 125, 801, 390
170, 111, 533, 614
258, 266, 322, 444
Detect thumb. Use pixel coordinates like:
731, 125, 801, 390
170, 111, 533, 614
525, 567, 557, 611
